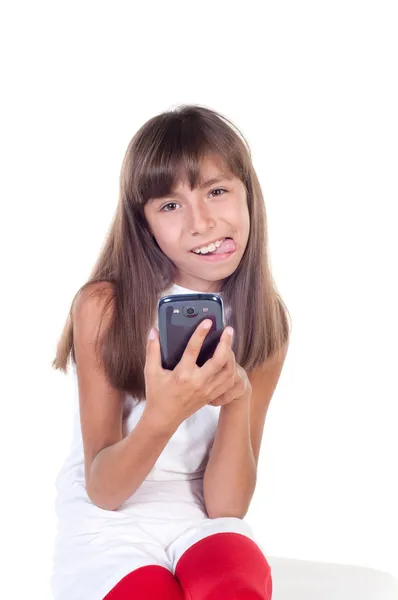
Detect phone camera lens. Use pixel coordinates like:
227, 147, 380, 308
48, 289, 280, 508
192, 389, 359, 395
183, 306, 198, 317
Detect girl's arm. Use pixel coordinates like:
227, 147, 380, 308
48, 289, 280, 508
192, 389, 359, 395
203, 392, 255, 518
88, 409, 177, 511
203, 341, 289, 518
74, 283, 178, 512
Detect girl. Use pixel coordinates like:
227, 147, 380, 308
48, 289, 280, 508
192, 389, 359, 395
51, 104, 291, 600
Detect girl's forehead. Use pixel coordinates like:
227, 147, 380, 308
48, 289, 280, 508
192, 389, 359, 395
174, 156, 235, 189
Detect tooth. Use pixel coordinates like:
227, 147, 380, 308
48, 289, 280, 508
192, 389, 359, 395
192, 239, 226, 254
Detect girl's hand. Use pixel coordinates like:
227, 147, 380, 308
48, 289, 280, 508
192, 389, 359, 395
208, 354, 251, 407
144, 322, 236, 432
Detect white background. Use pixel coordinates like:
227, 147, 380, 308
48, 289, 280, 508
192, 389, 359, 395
1, 1, 397, 597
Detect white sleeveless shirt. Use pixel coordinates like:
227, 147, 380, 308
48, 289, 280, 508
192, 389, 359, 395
50, 283, 249, 600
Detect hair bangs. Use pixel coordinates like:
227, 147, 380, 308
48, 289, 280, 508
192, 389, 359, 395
135, 113, 246, 206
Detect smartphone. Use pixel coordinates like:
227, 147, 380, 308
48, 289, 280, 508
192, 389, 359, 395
158, 293, 225, 370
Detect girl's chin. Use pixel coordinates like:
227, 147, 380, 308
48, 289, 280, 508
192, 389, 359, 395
173, 248, 241, 287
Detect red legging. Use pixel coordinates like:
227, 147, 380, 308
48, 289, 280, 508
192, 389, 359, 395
104, 532, 273, 599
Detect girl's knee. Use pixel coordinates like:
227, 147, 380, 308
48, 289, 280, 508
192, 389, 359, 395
175, 532, 272, 600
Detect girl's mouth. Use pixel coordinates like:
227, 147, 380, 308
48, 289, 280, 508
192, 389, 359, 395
190, 237, 237, 262
191, 237, 236, 255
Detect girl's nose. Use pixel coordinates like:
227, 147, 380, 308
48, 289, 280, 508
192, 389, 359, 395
186, 201, 216, 235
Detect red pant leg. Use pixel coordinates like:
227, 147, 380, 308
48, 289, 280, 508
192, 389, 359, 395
103, 564, 184, 600
175, 532, 272, 600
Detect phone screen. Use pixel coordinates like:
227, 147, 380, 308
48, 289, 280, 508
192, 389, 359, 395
158, 293, 225, 370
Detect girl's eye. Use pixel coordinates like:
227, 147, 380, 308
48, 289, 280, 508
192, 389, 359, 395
160, 189, 226, 211
209, 188, 227, 198
160, 202, 179, 212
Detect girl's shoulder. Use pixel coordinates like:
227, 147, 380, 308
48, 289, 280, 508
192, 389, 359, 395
73, 280, 116, 318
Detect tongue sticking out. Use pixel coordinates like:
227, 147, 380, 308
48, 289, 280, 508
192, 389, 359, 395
213, 238, 236, 254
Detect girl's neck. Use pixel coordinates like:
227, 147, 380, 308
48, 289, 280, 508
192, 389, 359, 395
172, 277, 222, 294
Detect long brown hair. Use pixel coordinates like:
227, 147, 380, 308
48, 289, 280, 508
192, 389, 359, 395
52, 104, 292, 401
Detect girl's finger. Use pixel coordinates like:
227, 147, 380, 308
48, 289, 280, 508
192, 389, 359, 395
210, 392, 234, 407
209, 394, 225, 406
144, 328, 162, 374
210, 371, 235, 402
177, 319, 213, 372
204, 350, 235, 394
200, 326, 234, 379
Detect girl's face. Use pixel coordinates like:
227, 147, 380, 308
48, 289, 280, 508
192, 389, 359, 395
144, 156, 250, 292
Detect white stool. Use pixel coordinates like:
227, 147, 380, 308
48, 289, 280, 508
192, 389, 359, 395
268, 556, 398, 599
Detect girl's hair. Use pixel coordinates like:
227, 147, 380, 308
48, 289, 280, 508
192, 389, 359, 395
52, 104, 292, 401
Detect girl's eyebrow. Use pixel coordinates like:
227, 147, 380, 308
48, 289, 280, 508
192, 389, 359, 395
197, 175, 233, 189
149, 175, 233, 203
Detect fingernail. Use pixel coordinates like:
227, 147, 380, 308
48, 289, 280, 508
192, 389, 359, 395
202, 320, 212, 329
226, 326, 234, 336
148, 328, 155, 340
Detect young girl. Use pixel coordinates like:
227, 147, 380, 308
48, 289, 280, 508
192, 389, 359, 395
51, 104, 291, 600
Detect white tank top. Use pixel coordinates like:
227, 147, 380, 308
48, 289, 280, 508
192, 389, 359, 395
53, 282, 229, 533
